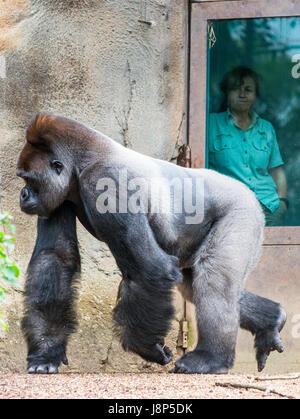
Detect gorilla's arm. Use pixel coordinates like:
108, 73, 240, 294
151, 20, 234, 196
21, 202, 80, 374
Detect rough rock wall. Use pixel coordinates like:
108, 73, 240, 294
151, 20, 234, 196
0, 0, 187, 372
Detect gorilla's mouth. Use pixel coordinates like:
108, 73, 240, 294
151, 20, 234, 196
20, 203, 38, 215
20, 201, 49, 219
20, 186, 39, 215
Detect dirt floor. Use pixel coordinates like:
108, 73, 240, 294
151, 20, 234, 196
1, 372, 300, 399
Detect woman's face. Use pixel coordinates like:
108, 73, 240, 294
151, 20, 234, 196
227, 76, 257, 114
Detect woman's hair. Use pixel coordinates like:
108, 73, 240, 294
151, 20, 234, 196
219, 66, 260, 112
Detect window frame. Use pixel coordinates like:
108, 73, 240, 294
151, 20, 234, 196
189, 0, 300, 244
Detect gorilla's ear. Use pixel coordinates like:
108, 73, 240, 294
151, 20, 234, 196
26, 112, 58, 150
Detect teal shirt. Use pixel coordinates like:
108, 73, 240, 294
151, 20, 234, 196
208, 109, 284, 213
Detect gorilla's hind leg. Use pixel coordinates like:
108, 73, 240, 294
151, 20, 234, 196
239, 290, 286, 371
177, 272, 286, 372
173, 261, 240, 374
173, 213, 265, 374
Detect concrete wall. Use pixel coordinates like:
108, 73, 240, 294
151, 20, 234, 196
0, 0, 187, 373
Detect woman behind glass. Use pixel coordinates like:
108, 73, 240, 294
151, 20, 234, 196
208, 66, 288, 226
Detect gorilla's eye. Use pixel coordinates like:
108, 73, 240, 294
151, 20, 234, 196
50, 160, 63, 175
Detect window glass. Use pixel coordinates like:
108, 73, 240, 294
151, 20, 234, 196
207, 17, 300, 226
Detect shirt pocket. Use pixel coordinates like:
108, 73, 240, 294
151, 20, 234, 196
208, 133, 237, 169
252, 133, 271, 170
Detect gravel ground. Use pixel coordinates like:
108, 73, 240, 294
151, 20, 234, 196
0, 372, 300, 399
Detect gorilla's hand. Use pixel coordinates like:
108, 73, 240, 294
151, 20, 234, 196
153, 343, 173, 365
137, 343, 173, 365
27, 350, 69, 374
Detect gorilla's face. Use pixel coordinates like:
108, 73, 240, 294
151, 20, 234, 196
17, 144, 73, 218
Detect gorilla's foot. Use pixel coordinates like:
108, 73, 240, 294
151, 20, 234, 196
171, 350, 230, 374
27, 351, 68, 374
255, 307, 286, 372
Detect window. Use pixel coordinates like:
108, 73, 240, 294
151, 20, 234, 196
206, 17, 300, 226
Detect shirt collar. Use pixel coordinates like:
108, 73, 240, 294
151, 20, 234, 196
226, 108, 260, 129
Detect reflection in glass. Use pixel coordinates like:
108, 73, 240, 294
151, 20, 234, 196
206, 17, 300, 226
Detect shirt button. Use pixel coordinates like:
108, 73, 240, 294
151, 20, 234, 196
243, 138, 246, 142
245, 150, 248, 154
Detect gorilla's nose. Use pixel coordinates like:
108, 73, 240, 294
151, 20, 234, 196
20, 187, 30, 202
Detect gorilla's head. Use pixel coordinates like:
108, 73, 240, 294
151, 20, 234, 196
17, 113, 75, 218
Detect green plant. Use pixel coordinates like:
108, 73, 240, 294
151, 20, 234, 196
0, 213, 20, 331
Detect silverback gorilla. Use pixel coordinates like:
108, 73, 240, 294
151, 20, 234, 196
17, 113, 286, 374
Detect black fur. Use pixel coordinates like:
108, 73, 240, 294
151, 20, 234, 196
114, 279, 175, 364
21, 202, 80, 373
80, 197, 182, 364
